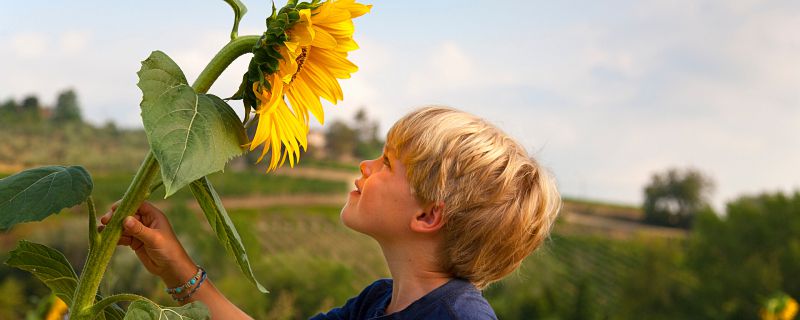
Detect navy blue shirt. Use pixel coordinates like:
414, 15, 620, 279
310, 278, 497, 319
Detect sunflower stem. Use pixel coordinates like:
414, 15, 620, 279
87, 196, 99, 252
69, 35, 260, 319
71, 152, 160, 319
192, 35, 260, 94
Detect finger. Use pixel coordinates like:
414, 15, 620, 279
100, 212, 112, 225
130, 238, 144, 251
137, 202, 168, 227
123, 216, 158, 245
119, 235, 133, 246
137, 201, 165, 219
111, 200, 122, 211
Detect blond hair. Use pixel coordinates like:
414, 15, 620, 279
386, 106, 561, 289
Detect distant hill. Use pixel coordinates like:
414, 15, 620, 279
0, 122, 150, 173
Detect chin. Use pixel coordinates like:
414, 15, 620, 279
340, 207, 372, 236
340, 205, 357, 230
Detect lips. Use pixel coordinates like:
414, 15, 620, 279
354, 179, 363, 194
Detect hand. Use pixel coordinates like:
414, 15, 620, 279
99, 201, 198, 287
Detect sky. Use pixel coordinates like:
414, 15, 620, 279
1, 0, 799, 209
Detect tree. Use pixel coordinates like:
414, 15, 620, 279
643, 168, 714, 228
686, 192, 800, 318
352, 108, 383, 159
0, 99, 18, 124
52, 89, 82, 123
19, 95, 42, 123
324, 120, 358, 161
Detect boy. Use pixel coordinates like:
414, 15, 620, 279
101, 106, 561, 319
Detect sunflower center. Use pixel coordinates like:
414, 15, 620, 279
290, 47, 309, 84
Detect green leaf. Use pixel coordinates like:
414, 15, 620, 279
90, 294, 145, 318
123, 300, 209, 320
189, 177, 268, 293
136, 50, 189, 110
0, 166, 92, 229
137, 51, 247, 197
223, 0, 247, 40
5, 240, 78, 305
103, 302, 127, 320
5, 241, 127, 319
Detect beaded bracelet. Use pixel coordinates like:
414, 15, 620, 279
165, 266, 203, 295
173, 270, 207, 302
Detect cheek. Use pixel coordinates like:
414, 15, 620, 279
339, 194, 373, 233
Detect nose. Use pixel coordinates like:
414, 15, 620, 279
359, 159, 375, 177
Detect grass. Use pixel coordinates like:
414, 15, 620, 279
84, 170, 348, 210
562, 196, 640, 211
1, 200, 685, 319
562, 196, 643, 222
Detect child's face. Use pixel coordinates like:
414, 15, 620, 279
340, 146, 424, 240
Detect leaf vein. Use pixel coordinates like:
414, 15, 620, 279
2, 169, 61, 208
168, 93, 200, 185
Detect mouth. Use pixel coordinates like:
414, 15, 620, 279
353, 179, 362, 194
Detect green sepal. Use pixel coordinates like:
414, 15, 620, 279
234, 0, 322, 118
0, 165, 93, 229
189, 177, 268, 293
123, 300, 209, 320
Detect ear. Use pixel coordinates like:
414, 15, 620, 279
410, 201, 445, 233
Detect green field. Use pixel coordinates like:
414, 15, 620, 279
0, 199, 686, 319
2, 123, 798, 319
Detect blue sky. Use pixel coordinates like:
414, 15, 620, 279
2, 0, 799, 209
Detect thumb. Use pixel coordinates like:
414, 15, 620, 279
123, 216, 158, 245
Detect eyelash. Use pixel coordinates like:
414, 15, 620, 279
382, 156, 391, 168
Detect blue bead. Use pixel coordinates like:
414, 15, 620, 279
190, 279, 196, 285
176, 287, 182, 293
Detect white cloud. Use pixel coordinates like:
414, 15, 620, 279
2, 0, 799, 209
405, 41, 518, 96
11, 32, 47, 58
60, 30, 90, 54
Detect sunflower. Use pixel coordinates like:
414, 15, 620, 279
247, 0, 371, 171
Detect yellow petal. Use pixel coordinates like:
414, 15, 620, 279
269, 123, 281, 170
346, 3, 372, 18
278, 45, 299, 83
311, 27, 338, 49
288, 80, 325, 124
333, 36, 359, 52
308, 48, 357, 78
317, 20, 355, 38
254, 75, 284, 115
312, 3, 351, 25
285, 41, 300, 53
304, 62, 343, 102
250, 112, 270, 151
288, 9, 315, 46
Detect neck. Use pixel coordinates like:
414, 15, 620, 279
379, 239, 452, 315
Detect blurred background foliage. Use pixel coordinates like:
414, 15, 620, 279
1, 91, 798, 319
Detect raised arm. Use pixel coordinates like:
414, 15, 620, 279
100, 201, 253, 319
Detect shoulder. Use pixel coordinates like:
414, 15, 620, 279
404, 278, 497, 320
310, 279, 392, 320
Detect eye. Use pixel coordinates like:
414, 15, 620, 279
382, 155, 391, 169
